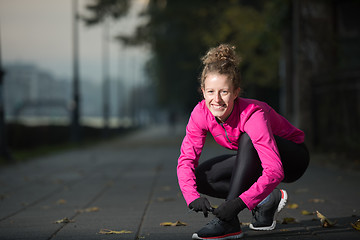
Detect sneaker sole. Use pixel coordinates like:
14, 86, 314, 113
192, 231, 244, 240
249, 189, 288, 231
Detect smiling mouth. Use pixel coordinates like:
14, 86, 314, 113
211, 104, 226, 110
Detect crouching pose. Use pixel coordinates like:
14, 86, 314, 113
177, 44, 310, 239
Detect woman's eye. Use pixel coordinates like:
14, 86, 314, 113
222, 91, 228, 95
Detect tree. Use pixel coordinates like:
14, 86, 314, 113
87, 0, 290, 112
82, 0, 130, 25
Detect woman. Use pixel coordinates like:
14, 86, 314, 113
177, 44, 310, 240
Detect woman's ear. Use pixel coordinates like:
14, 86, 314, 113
234, 87, 241, 96
201, 88, 206, 98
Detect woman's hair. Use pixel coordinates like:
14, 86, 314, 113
199, 43, 241, 91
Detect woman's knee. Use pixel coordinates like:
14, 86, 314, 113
195, 167, 206, 185
278, 139, 310, 183
238, 133, 258, 154
239, 133, 251, 146
195, 168, 216, 195
238, 133, 260, 163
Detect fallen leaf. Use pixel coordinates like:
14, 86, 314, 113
160, 221, 187, 226
309, 198, 325, 203
162, 186, 171, 191
301, 210, 314, 215
281, 217, 297, 224
99, 229, 132, 234
54, 217, 74, 224
286, 203, 299, 209
56, 199, 67, 205
316, 211, 336, 227
351, 219, 360, 231
160, 222, 175, 226
85, 206, 100, 212
77, 206, 100, 213
280, 229, 289, 232
157, 197, 175, 202
240, 222, 250, 226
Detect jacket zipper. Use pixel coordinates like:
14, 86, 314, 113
220, 123, 232, 143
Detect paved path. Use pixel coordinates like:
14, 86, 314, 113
0, 125, 359, 240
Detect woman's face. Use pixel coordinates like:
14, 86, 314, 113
202, 73, 240, 122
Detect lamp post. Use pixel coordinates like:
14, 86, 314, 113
102, 19, 110, 137
0, 22, 11, 161
71, 0, 81, 143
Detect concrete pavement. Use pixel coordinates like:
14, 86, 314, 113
0, 125, 359, 240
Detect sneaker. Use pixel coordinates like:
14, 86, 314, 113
249, 188, 288, 231
192, 217, 244, 240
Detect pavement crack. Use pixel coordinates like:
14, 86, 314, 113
46, 175, 118, 240
133, 162, 163, 240
0, 186, 64, 222
0, 162, 106, 223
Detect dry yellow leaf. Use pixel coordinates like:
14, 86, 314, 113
309, 198, 325, 203
160, 221, 187, 226
77, 206, 100, 213
301, 210, 314, 215
85, 207, 99, 212
286, 203, 299, 209
281, 217, 296, 224
351, 219, 360, 231
316, 211, 336, 227
160, 222, 175, 226
56, 199, 67, 205
99, 229, 132, 234
173, 221, 187, 226
54, 217, 74, 224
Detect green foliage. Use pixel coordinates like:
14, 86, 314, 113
136, 0, 290, 111
85, 0, 291, 111
83, 0, 130, 25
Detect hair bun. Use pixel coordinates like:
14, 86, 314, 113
201, 44, 240, 66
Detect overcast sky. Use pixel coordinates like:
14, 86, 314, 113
0, 0, 150, 83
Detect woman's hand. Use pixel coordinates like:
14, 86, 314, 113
213, 197, 246, 221
189, 197, 212, 217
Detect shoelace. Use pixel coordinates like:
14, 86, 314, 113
206, 218, 222, 227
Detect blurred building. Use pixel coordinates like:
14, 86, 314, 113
2, 63, 150, 128
3, 64, 71, 124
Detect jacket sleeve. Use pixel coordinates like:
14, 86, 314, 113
177, 110, 207, 206
239, 106, 284, 210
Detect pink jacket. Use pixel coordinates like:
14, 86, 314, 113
177, 97, 305, 210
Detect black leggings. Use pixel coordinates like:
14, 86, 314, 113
195, 134, 310, 200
